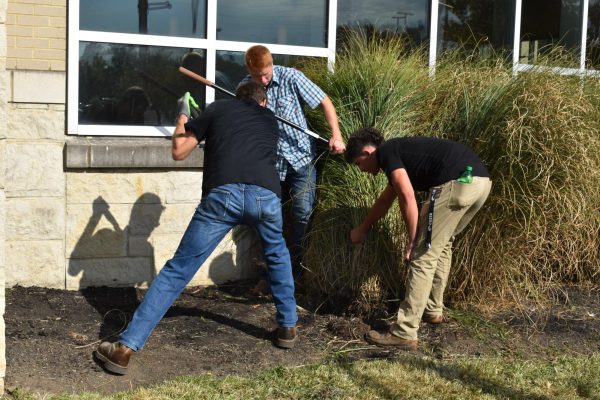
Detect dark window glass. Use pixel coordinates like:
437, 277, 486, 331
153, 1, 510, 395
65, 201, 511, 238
337, 0, 430, 49
214, 51, 325, 100
79, 42, 206, 126
587, 0, 600, 68
216, 0, 327, 47
520, 0, 582, 67
80, 0, 207, 38
438, 0, 515, 58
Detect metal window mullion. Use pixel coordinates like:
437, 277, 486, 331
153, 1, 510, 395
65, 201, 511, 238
428, 0, 439, 76
327, 0, 337, 71
67, 0, 80, 135
205, 0, 218, 104
512, 0, 523, 75
79, 30, 210, 49
581, 0, 590, 72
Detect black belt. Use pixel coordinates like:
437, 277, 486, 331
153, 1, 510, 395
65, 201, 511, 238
425, 187, 442, 249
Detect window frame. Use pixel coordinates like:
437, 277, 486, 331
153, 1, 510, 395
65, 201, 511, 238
67, 0, 338, 137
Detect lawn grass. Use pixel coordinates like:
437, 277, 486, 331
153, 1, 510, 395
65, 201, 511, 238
11, 353, 600, 399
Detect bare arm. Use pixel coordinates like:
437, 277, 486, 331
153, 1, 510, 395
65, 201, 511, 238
171, 114, 199, 161
389, 168, 419, 261
320, 96, 346, 154
350, 185, 396, 245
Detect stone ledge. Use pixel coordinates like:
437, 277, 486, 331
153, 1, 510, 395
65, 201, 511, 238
64, 137, 204, 169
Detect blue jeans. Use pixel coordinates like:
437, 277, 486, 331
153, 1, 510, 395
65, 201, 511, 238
281, 163, 316, 270
119, 183, 297, 351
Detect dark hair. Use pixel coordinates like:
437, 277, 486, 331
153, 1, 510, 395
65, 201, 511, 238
345, 127, 385, 162
235, 81, 268, 104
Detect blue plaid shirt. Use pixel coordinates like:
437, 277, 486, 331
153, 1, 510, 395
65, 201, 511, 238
242, 65, 325, 180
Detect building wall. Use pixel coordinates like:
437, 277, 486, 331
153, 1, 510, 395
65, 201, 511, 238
1, 0, 8, 392
4, 0, 258, 290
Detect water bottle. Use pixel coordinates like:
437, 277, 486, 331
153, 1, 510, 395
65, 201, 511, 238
457, 166, 473, 184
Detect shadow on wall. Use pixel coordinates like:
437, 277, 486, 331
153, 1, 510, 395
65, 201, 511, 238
206, 225, 262, 284
68, 194, 164, 339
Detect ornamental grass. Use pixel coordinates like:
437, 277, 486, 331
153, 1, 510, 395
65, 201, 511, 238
301, 32, 600, 318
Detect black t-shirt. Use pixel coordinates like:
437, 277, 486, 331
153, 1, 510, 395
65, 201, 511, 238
376, 137, 490, 191
184, 99, 281, 197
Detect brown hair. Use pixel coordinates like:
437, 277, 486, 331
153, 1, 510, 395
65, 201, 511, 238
245, 45, 273, 70
235, 81, 268, 104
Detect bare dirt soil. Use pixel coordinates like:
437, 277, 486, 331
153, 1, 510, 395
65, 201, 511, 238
5, 283, 600, 397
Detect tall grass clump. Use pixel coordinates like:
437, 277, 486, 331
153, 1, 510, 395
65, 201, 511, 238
301, 31, 600, 318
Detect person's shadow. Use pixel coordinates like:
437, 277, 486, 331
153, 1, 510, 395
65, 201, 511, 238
68, 194, 164, 340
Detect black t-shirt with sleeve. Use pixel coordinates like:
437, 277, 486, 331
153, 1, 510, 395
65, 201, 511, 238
376, 137, 490, 192
184, 98, 281, 197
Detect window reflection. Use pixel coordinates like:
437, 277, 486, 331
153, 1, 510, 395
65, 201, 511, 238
438, 0, 514, 58
80, 0, 207, 38
520, 0, 582, 67
587, 0, 600, 68
214, 51, 325, 101
216, 0, 327, 47
79, 42, 206, 126
337, 0, 430, 49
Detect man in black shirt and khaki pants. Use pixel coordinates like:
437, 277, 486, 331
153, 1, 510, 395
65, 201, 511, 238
346, 127, 492, 350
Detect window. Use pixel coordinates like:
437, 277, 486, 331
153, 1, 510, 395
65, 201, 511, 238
587, 0, 600, 68
437, 0, 515, 58
68, 0, 335, 137
337, 0, 430, 49
519, 0, 583, 67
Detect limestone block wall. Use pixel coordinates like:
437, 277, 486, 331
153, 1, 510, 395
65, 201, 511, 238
65, 170, 261, 289
1, 0, 8, 393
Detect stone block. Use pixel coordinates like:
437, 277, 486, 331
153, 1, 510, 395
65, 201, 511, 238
6, 197, 64, 240
66, 171, 166, 205
5, 142, 65, 197
11, 70, 65, 103
164, 170, 203, 204
154, 202, 195, 234
6, 240, 64, 288
66, 257, 155, 289
65, 203, 130, 257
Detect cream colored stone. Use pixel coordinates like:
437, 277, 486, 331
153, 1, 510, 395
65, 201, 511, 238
6, 197, 64, 240
7, 103, 64, 139
6, 240, 64, 288
66, 257, 155, 289
154, 202, 195, 234
164, 170, 203, 204
66, 172, 166, 205
65, 203, 130, 257
11, 70, 65, 103
5, 142, 65, 197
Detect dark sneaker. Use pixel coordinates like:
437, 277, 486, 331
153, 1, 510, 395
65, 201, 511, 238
274, 326, 298, 349
422, 313, 444, 324
365, 330, 418, 350
95, 341, 133, 375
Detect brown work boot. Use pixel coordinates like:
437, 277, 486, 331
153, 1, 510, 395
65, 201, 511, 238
365, 330, 418, 351
95, 341, 133, 375
422, 313, 444, 324
274, 326, 298, 349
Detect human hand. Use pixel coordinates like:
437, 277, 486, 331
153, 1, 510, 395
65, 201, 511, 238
350, 227, 367, 245
177, 92, 200, 119
92, 196, 110, 215
329, 137, 346, 155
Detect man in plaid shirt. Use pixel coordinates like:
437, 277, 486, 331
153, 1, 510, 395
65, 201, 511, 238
242, 45, 345, 288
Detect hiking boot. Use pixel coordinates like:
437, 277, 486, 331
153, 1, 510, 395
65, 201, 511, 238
95, 341, 133, 375
274, 326, 298, 349
365, 330, 418, 351
422, 313, 444, 324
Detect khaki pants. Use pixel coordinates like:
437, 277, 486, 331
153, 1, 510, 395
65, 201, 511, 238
392, 177, 492, 340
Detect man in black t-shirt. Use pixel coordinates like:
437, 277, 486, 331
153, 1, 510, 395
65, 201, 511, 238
94, 82, 298, 376
346, 127, 492, 350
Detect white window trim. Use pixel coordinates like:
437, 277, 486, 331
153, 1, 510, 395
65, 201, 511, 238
68, 0, 336, 137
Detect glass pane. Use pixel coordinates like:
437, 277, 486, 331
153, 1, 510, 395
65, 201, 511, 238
438, 0, 515, 58
337, 0, 430, 49
520, 0, 582, 67
587, 0, 600, 68
79, 42, 206, 126
216, 0, 327, 47
80, 0, 207, 38
214, 51, 326, 100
